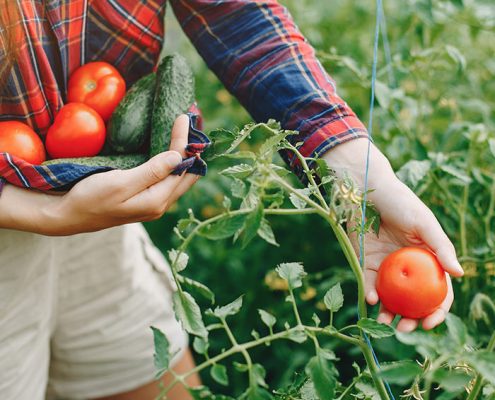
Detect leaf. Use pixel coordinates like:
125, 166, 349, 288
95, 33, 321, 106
270, 164, 291, 177
211, 364, 229, 386
300, 379, 318, 400
211, 296, 243, 319
198, 214, 246, 240
168, 249, 188, 272
445, 313, 468, 347
151, 326, 170, 378
241, 203, 264, 248
375, 80, 393, 109
289, 189, 311, 209
440, 164, 472, 184
222, 196, 232, 211
323, 283, 344, 313
188, 385, 236, 400
231, 178, 247, 199
305, 352, 337, 400
258, 309, 276, 330
286, 328, 308, 343
446, 45, 466, 73
257, 218, 279, 246
192, 336, 209, 355
172, 291, 208, 338
396, 160, 431, 188
379, 361, 423, 385
396, 331, 441, 357
433, 368, 472, 392
312, 313, 321, 327
465, 350, 495, 385
252, 363, 269, 388
220, 164, 254, 179
357, 318, 395, 338
259, 129, 294, 156
177, 275, 215, 304
177, 218, 195, 232
355, 381, 380, 400
276, 262, 307, 289
489, 138, 495, 158
364, 202, 381, 236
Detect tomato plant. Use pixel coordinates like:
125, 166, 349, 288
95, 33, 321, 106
67, 61, 126, 121
45, 103, 106, 158
376, 247, 448, 319
0, 121, 46, 164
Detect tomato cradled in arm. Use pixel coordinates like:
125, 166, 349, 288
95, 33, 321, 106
67, 61, 126, 122
0, 121, 46, 165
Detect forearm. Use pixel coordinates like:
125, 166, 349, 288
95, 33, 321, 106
0, 183, 59, 235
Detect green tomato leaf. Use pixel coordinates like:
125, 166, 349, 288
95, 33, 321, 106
300, 379, 318, 400
198, 214, 246, 240
211, 296, 243, 319
151, 326, 170, 378
379, 360, 423, 385
168, 249, 188, 272
258, 309, 276, 330
276, 262, 307, 289
172, 291, 208, 338
257, 218, 279, 247
357, 318, 395, 338
211, 364, 229, 386
177, 275, 215, 304
396, 160, 431, 188
220, 163, 254, 179
240, 203, 264, 248
192, 336, 209, 355
286, 328, 308, 343
465, 350, 495, 385
445, 313, 468, 346
289, 189, 311, 209
231, 178, 247, 199
305, 352, 337, 400
433, 368, 472, 392
323, 283, 344, 312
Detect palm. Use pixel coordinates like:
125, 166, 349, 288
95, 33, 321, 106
349, 185, 456, 332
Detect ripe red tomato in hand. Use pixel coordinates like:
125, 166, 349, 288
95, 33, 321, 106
67, 61, 126, 121
46, 103, 106, 158
376, 247, 448, 319
0, 121, 46, 164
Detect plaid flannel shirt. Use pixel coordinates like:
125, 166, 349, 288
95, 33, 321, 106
0, 0, 368, 191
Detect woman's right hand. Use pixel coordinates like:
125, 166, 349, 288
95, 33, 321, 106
0, 115, 199, 236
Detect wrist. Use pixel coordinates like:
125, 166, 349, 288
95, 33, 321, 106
0, 183, 64, 235
322, 138, 398, 196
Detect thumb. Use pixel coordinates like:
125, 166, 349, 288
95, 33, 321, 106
417, 209, 464, 277
123, 151, 183, 196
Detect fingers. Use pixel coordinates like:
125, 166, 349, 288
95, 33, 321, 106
167, 173, 200, 206
376, 304, 394, 325
169, 114, 190, 157
121, 173, 185, 218
396, 318, 419, 333
417, 210, 464, 277
118, 151, 183, 197
364, 268, 379, 305
422, 274, 454, 330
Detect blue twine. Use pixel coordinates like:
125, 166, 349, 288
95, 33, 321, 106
358, 1, 396, 399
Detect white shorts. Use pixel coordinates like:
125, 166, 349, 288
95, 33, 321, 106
0, 223, 188, 400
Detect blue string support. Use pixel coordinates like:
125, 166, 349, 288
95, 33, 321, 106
358, 0, 396, 399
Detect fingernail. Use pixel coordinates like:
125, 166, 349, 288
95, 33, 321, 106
453, 261, 464, 276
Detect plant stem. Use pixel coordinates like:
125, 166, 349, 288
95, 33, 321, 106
466, 331, 495, 400
289, 288, 303, 326
358, 340, 391, 400
459, 184, 469, 257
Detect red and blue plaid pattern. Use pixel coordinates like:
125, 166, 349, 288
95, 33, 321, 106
0, 0, 367, 191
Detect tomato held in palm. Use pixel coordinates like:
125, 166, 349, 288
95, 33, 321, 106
0, 121, 46, 164
376, 247, 448, 319
67, 62, 126, 121
46, 103, 106, 158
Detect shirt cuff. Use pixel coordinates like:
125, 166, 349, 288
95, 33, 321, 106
0, 178, 5, 197
285, 115, 369, 178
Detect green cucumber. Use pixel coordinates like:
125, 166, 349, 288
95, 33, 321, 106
107, 72, 157, 153
43, 154, 147, 170
150, 54, 195, 157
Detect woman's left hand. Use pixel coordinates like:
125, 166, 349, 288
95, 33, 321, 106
323, 138, 464, 332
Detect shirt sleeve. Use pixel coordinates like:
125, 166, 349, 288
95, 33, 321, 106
170, 0, 368, 175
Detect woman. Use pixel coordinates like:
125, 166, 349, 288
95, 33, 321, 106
0, 1, 464, 399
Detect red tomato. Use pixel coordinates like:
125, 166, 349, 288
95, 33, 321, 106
0, 121, 46, 164
46, 103, 106, 158
67, 62, 126, 121
376, 247, 448, 319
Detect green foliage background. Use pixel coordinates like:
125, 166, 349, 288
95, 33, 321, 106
146, 0, 495, 397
